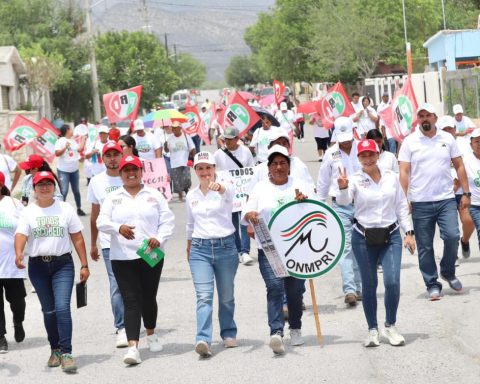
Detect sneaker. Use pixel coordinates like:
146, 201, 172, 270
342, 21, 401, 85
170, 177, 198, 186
381, 326, 405, 346
123, 346, 142, 365
344, 292, 357, 306
440, 275, 463, 292
146, 333, 163, 352
14, 323, 25, 342
60, 353, 77, 373
31, 286, 36, 293
47, 349, 61, 367
76, 208, 86, 216
240, 253, 254, 265
194, 340, 212, 358
427, 286, 442, 301
289, 329, 304, 346
356, 291, 363, 301
269, 333, 285, 355
116, 328, 128, 348
461, 238, 470, 259
0, 336, 8, 353
223, 337, 238, 348
364, 329, 380, 347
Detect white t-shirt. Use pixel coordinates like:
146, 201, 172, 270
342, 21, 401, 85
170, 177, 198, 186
241, 177, 315, 249
354, 107, 378, 137
73, 123, 88, 137
398, 128, 461, 202
275, 110, 295, 135
86, 140, 107, 176
463, 152, 480, 205
214, 144, 254, 171
314, 122, 330, 139
132, 132, 160, 160
87, 172, 123, 249
378, 150, 399, 173
167, 134, 195, 168
16, 200, 83, 257
97, 186, 175, 261
186, 184, 235, 240
250, 127, 281, 163
153, 128, 172, 158
0, 154, 18, 189
0, 197, 26, 278
455, 116, 475, 134
55, 137, 80, 172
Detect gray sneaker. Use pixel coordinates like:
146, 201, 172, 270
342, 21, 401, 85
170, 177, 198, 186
0, 336, 8, 353
427, 286, 441, 301
441, 275, 463, 292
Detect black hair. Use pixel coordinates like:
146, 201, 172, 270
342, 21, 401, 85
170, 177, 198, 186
119, 135, 139, 157
352, 92, 360, 97
267, 153, 291, 167
59, 124, 70, 137
366, 129, 386, 151
1, 185, 10, 196
362, 96, 371, 105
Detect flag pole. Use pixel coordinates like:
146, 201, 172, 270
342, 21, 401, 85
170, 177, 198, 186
309, 279, 323, 344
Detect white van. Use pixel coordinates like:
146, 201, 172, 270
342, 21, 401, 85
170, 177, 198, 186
171, 90, 190, 109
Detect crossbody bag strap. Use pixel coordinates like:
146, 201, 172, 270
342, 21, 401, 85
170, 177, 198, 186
222, 148, 244, 168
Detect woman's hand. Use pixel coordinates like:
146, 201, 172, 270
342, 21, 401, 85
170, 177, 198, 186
208, 181, 222, 192
245, 211, 259, 225
15, 253, 26, 269
404, 234, 416, 254
119, 225, 135, 240
295, 188, 308, 201
147, 238, 160, 249
80, 267, 90, 283
337, 167, 349, 190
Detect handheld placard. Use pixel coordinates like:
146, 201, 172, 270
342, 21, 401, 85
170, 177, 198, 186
136, 239, 165, 268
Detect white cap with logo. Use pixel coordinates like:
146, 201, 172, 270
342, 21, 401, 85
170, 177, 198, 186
267, 144, 290, 160
334, 116, 353, 142
193, 151, 216, 167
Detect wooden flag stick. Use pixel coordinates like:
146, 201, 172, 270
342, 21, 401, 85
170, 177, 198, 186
309, 279, 323, 344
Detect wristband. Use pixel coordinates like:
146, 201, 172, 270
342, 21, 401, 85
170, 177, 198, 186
405, 230, 414, 236
462, 192, 472, 197
81, 265, 89, 270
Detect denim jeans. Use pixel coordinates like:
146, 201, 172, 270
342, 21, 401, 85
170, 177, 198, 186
57, 169, 81, 209
332, 202, 362, 294
189, 234, 239, 344
352, 228, 402, 330
387, 138, 397, 154
28, 257, 74, 354
411, 198, 459, 290
102, 249, 125, 330
191, 135, 201, 153
258, 250, 304, 335
231, 212, 251, 254
469, 205, 480, 249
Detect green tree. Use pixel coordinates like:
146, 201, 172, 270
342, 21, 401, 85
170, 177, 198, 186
173, 53, 206, 89
225, 55, 266, 87
96, 31, 180, 110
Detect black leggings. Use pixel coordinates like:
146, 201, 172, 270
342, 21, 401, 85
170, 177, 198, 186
0, 279, 26, 337
111, 259, 163, 341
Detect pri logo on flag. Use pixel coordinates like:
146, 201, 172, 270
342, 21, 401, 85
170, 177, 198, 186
183, 111, 199, 135
109, 91, 138, 119
225, 104, 250, 131
393, 95, 415, 137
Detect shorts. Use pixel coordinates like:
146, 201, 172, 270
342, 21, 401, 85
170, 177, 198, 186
315, 137, 330, 150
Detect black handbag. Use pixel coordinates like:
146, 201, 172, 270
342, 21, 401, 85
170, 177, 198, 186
364, 227, 391, 246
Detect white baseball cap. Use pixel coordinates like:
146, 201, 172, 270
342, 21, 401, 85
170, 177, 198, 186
193, 151, 215, 167
334, 116, 353, 142
470, 129, 480, 139
98, 125, 109, 134
417, 103, 436, 115
133, 119, 145, 131
453, 104, 463, 115
437, 115, 456, 130
269, 130, 290, 143
267, 144, 289, 160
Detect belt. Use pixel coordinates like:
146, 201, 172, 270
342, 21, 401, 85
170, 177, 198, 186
353, 220, 398, 235
31, 253, 72, 263
192, 234, 235, 246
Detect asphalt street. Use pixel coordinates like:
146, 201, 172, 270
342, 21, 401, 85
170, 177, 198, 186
1, 128, 480, 384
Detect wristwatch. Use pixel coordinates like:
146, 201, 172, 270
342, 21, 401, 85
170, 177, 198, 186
462, 192, 472, 197
405, 230, 414, 236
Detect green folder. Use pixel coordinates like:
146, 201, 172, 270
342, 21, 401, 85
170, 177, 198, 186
136, 239, 165, 268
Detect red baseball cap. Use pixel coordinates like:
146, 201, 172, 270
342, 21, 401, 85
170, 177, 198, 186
0, 171, 5, 186
19, 154, 44, 170
119, 155, 142, 171
33, 171, 56, 186
357, 139, 379, 155
102, 142, 123, 156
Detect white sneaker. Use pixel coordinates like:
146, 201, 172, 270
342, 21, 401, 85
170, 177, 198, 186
241, 253, 254, 265
123, 346, 141, 365
146, 333, 163, 352
381, 326, 405, 346
116, 328, 128, 348
269, 333, 285, 355
31, 287, 36, 293
194, 340, 212, 358
364, 329, 380, 347
289, 329, 304, 346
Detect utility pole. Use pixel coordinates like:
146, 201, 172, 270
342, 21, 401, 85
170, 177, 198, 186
140, 0, 152, 33
441, 0, 447, 30
85, 0, 101, 122
174, 44, 177, 64
164, 33, 169, 58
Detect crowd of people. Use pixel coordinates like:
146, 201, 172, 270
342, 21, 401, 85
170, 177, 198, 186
0, 93, 478, 373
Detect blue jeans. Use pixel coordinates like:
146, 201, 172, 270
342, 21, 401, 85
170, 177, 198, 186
411, 198, 459, 290
469, 205, 480, 249
191, 135, 201, 153
387, 138, 397, 154
352, 228, 402, 330
333, 202, 362, 294
57, 169, 81, 209
102, 249, 125, 330
189, 234, 239, 344
258, 250, 304, 335
28, 258, 74, 354
231, 212, 251, 254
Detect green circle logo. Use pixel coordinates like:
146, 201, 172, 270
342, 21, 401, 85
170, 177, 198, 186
393, 95, 414, 136
225, 104, 250, 130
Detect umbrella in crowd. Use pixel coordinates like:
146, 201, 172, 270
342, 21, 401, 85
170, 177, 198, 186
250, 106, 280, 131
143, 109, 188, 128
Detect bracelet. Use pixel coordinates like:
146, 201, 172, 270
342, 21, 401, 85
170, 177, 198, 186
405, 230, 414, 236
462, 192, 472, 197
81, 265, 89, 270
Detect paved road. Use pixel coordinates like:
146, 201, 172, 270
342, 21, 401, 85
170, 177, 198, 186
1, 129, 480, 383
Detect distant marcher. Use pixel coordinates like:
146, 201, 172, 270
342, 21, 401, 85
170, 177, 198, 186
118, 135, 139, 157
131, 119, 162, 160
464, 129, 480, 257
366, 129, 398, 172
109, 122, 121, 142
0, 150, 21, 191
352, 96, 379, 139
453, 104, 476, 137
377, 92, 398, 154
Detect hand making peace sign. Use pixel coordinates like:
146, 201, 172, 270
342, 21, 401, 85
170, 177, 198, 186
337, 166, 349, 190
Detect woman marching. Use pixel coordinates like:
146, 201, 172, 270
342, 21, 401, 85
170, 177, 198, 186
97, 155, 175, 365
14, 171, 90, 372
336, 139, 415, 347
242, 145, 314, 355
186, 151, 239, 358
0, 172, 26, 353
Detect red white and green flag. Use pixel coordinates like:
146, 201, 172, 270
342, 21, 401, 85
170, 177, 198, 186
273, 80, 286, 105
182, 105, 211, 145
2, 115, 46, 152
28, 118, 59, 163
223, 92, 260, 138
378, 78, 418, 142
103, 85, 142, 123
317, 82, 355, 129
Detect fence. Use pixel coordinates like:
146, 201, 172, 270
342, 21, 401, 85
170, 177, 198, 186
444, 67, 480, 118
